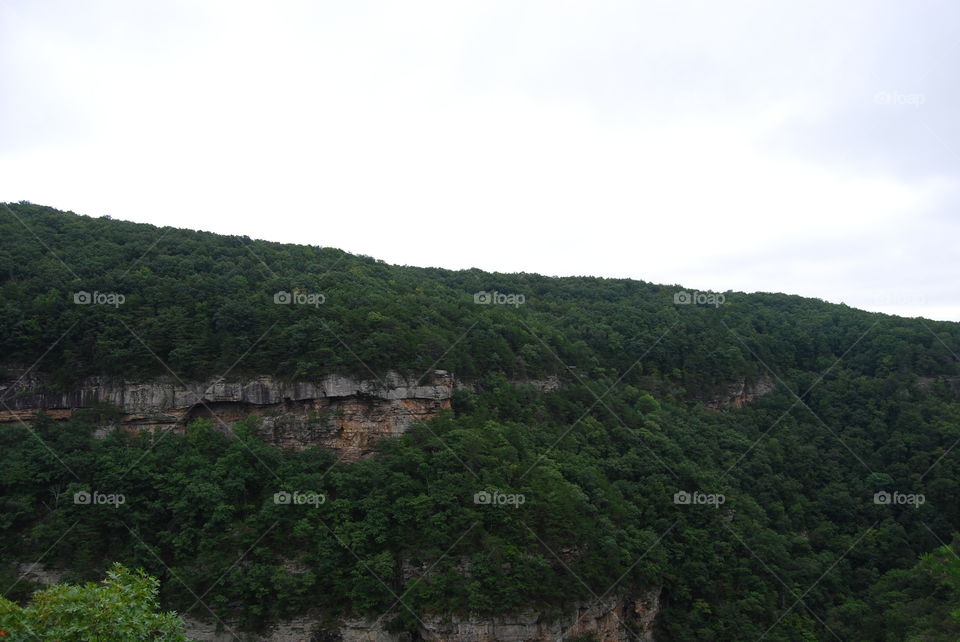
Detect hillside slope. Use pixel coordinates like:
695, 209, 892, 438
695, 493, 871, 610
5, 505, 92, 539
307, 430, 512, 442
1, 202, 959, 640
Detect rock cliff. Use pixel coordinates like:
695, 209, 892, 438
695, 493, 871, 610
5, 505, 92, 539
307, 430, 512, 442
705, 376, 775, 410
411, 590, 661, 641
0, 371, 454, 461
916, 375, 960, 396
180, 589, 661, 641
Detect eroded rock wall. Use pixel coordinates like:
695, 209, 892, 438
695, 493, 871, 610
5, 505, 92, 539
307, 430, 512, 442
705, 377, 775, 410
0, 371, 454, 461
179, 589, 661, 641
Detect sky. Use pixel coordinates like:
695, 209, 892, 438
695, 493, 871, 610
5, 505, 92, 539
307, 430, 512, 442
1, 0, 958, 320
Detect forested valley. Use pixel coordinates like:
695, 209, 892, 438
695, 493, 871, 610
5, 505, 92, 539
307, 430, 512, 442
1, 202, 959, 640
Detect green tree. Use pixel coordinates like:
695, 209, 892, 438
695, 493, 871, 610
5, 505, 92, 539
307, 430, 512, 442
0, 563, 191, 641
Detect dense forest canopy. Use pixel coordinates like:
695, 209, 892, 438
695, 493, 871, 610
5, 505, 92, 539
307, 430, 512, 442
1, 202, 959, 640
2, 203, 957, 389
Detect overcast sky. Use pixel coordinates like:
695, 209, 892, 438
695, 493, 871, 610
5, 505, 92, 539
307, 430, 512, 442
1, 1, 957, 320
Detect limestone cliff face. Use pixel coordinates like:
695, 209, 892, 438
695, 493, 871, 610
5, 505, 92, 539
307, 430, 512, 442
705, 377, 775, 410
398, 590, 660, 642
180, 589, 661, 641
0, 371, 453, 461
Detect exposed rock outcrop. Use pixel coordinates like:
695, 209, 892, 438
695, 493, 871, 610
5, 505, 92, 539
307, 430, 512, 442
182, 616, 332, 642
0, 371, 454, 461
15, 562, 67, 588
413, 590, 661, 641
705, 377, 775, 410
180, 589, 661, 641
916, 375, 960, 396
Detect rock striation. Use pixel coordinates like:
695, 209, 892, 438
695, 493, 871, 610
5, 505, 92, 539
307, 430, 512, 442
0, 371, 454, 461
412, 590, 661, 642
705, 377, 775, 410
179, 589, 661, 641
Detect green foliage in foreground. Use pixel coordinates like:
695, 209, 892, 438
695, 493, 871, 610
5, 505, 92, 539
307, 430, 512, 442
0, 563, 190, 641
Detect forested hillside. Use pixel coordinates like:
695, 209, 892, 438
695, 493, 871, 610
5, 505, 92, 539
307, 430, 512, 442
1, 202, 959, 640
